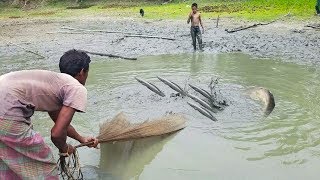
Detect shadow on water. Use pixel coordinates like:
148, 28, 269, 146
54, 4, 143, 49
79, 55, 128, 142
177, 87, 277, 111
190, 53, 205, 76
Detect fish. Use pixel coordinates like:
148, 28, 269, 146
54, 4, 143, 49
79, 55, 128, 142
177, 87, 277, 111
135, 77, 165, 97
247, 87, 275, 116
157, 76, 186, 96
170, 81, 184, 93
189, 84, 225, 110
189, 84, 212, 99
187, 102, 218, 121
187, 93, 219, 113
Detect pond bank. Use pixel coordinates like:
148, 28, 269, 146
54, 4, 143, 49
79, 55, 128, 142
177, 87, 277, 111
0, 16, 319, 68
1, 15, 320, 180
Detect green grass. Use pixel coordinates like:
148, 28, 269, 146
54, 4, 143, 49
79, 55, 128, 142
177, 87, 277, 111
0, 0, 316, 21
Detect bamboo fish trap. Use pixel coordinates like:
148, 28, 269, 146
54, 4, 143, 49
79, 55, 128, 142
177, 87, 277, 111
58, 112, 187, 179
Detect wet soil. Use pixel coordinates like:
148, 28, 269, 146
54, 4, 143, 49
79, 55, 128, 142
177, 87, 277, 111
1, 16, 319, 67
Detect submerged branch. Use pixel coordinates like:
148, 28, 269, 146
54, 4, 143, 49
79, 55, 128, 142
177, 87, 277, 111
60, 26, 175, 40
81, 50, 137, 60
46, 31, 95, 34
6, 41, 46, 59
225, 24, 258, 33
225, 13, 290, 33
124, 35, 176, 41
61, 26, 141, 35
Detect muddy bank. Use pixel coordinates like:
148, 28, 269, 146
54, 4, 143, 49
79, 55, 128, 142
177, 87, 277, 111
0, 16, 320, 67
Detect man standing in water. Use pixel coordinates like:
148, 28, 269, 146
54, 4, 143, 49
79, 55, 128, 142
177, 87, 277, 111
187, 3, 204, 51
0, 49, 99, 179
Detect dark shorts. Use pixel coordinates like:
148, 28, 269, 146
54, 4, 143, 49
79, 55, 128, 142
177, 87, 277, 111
190, 26, 203, 50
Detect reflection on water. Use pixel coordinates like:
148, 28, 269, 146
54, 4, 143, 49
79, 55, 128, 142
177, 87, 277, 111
1, 52, 320, 179
190, 53, 205, 76
98, 134, 176, 180
81, 133, 177, 180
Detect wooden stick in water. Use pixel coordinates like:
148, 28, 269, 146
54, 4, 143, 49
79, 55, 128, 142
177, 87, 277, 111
124, 35, 176, 41
225, 13, 290, 33
7, 41, 46, 59
216, 15, 220, 28
81, 50, 138, 60
61, 26, 141, 35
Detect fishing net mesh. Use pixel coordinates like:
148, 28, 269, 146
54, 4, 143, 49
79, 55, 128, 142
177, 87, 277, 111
97, 112, 186, 142
58, 112, 186, 179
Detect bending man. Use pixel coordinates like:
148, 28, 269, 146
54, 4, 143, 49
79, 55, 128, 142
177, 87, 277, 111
0, 49, 99, 179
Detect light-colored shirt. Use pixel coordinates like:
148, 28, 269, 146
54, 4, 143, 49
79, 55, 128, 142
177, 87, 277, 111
0, 70, 87, 123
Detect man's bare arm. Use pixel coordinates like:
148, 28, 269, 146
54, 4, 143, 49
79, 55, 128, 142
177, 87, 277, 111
50, 106, 75, 153
48, 110, 85, 143
199, 14, 204, 32
187, 12, 192, 24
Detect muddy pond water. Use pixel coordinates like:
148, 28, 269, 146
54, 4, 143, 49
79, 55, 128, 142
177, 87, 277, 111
1, 52, 319, 180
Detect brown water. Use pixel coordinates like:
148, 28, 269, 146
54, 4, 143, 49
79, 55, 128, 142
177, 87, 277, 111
0, 52, 319, 180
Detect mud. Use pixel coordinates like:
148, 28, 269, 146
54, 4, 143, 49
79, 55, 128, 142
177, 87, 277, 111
0, 16, 319, 67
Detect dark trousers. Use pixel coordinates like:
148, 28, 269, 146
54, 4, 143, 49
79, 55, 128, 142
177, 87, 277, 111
191, 26, 203, 50
316, 0, 320, 14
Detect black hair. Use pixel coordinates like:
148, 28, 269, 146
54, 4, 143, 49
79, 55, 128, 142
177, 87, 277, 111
59, 49, 91, 77
192, 3, 197, 8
